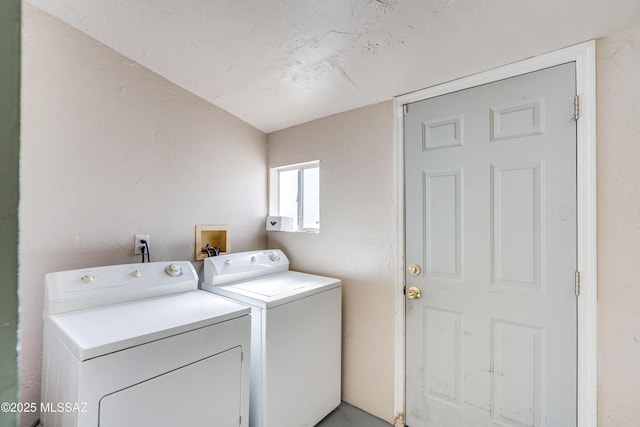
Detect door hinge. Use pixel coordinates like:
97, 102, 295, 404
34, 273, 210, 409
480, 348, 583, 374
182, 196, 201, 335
575, 271, 581, 296
403, 104, 408, 116
574, 95, 580, 121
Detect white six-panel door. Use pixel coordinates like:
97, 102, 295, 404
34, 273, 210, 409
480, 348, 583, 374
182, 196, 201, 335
404, 63, 577, 427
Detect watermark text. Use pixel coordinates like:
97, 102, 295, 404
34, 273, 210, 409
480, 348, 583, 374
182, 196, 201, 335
1, 401, 88, 413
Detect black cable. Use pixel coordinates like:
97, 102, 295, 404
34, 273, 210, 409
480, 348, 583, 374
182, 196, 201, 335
140, 244, 146, 263
142, 240, 150, 263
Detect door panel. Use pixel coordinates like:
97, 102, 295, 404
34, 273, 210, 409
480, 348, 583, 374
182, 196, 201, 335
425, 169, 462, 279
405, 63, 577, 427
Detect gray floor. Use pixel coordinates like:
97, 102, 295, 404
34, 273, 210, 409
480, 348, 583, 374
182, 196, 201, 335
316, 402, 392, 427
33, 402, 391, 427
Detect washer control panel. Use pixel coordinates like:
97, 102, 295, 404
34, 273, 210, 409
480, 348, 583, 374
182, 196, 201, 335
45, 261, 198, 314
203, 249, 289, 286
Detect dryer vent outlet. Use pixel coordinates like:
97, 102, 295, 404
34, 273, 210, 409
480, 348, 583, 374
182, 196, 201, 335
134, 234, 150, 255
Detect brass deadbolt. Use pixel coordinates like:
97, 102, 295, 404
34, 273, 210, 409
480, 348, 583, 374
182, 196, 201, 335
409, 264, 421, 276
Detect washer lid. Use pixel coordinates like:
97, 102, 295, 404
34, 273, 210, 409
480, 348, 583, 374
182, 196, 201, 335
202, 271, 341, 309
43, 290, 250, 361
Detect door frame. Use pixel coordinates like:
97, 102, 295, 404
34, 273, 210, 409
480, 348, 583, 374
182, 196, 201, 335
393, 41, 597, 427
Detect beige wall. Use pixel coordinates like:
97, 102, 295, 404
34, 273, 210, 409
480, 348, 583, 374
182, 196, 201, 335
20, 5, 267, 426
267, 101, 397, 422
596, 23, 640, 426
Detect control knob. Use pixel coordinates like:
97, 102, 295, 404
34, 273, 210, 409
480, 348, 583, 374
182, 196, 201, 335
165, 263, 183, 276
269, 251, 280, 262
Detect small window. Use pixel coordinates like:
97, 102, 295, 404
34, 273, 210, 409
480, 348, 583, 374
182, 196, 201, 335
269, 161, 320, 232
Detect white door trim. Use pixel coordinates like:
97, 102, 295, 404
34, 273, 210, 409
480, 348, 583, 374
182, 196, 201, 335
393, 41, 597, 427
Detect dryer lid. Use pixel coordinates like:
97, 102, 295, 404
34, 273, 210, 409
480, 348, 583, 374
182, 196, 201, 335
43, 290, 250, 361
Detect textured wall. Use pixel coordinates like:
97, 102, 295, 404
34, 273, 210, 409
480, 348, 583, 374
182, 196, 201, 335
596, 22, 640, 426
0, 1, 20, 427
20, 5, 267, 426
267, 101, 397, 423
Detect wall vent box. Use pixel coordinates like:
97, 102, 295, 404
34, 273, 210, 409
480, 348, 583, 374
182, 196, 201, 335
195, 225, 229, 260
266, 216, 294, 232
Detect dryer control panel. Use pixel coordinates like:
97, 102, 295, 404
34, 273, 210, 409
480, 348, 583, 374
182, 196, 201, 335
203, 249, 289, 286
44, 261, 198, 315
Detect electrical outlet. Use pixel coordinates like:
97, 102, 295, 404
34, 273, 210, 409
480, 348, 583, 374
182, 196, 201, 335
134, 234, 150, 255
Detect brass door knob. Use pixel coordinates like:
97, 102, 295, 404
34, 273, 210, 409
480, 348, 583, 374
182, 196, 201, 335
407, 286, 422, 299
409, 264, 421, 276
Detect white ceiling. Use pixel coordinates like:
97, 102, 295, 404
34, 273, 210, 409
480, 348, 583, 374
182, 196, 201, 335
26, 0, 640, 133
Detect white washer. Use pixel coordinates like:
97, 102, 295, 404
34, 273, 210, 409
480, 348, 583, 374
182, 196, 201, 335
201, 249, 341, 427
41, 261, 251, 427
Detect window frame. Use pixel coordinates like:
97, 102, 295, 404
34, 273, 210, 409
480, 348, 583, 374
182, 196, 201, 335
269, 160, 320, 232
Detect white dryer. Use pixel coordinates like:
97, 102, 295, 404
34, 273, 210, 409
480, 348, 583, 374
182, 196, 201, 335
201, 249, 341, 427
41, 261, 251, 427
